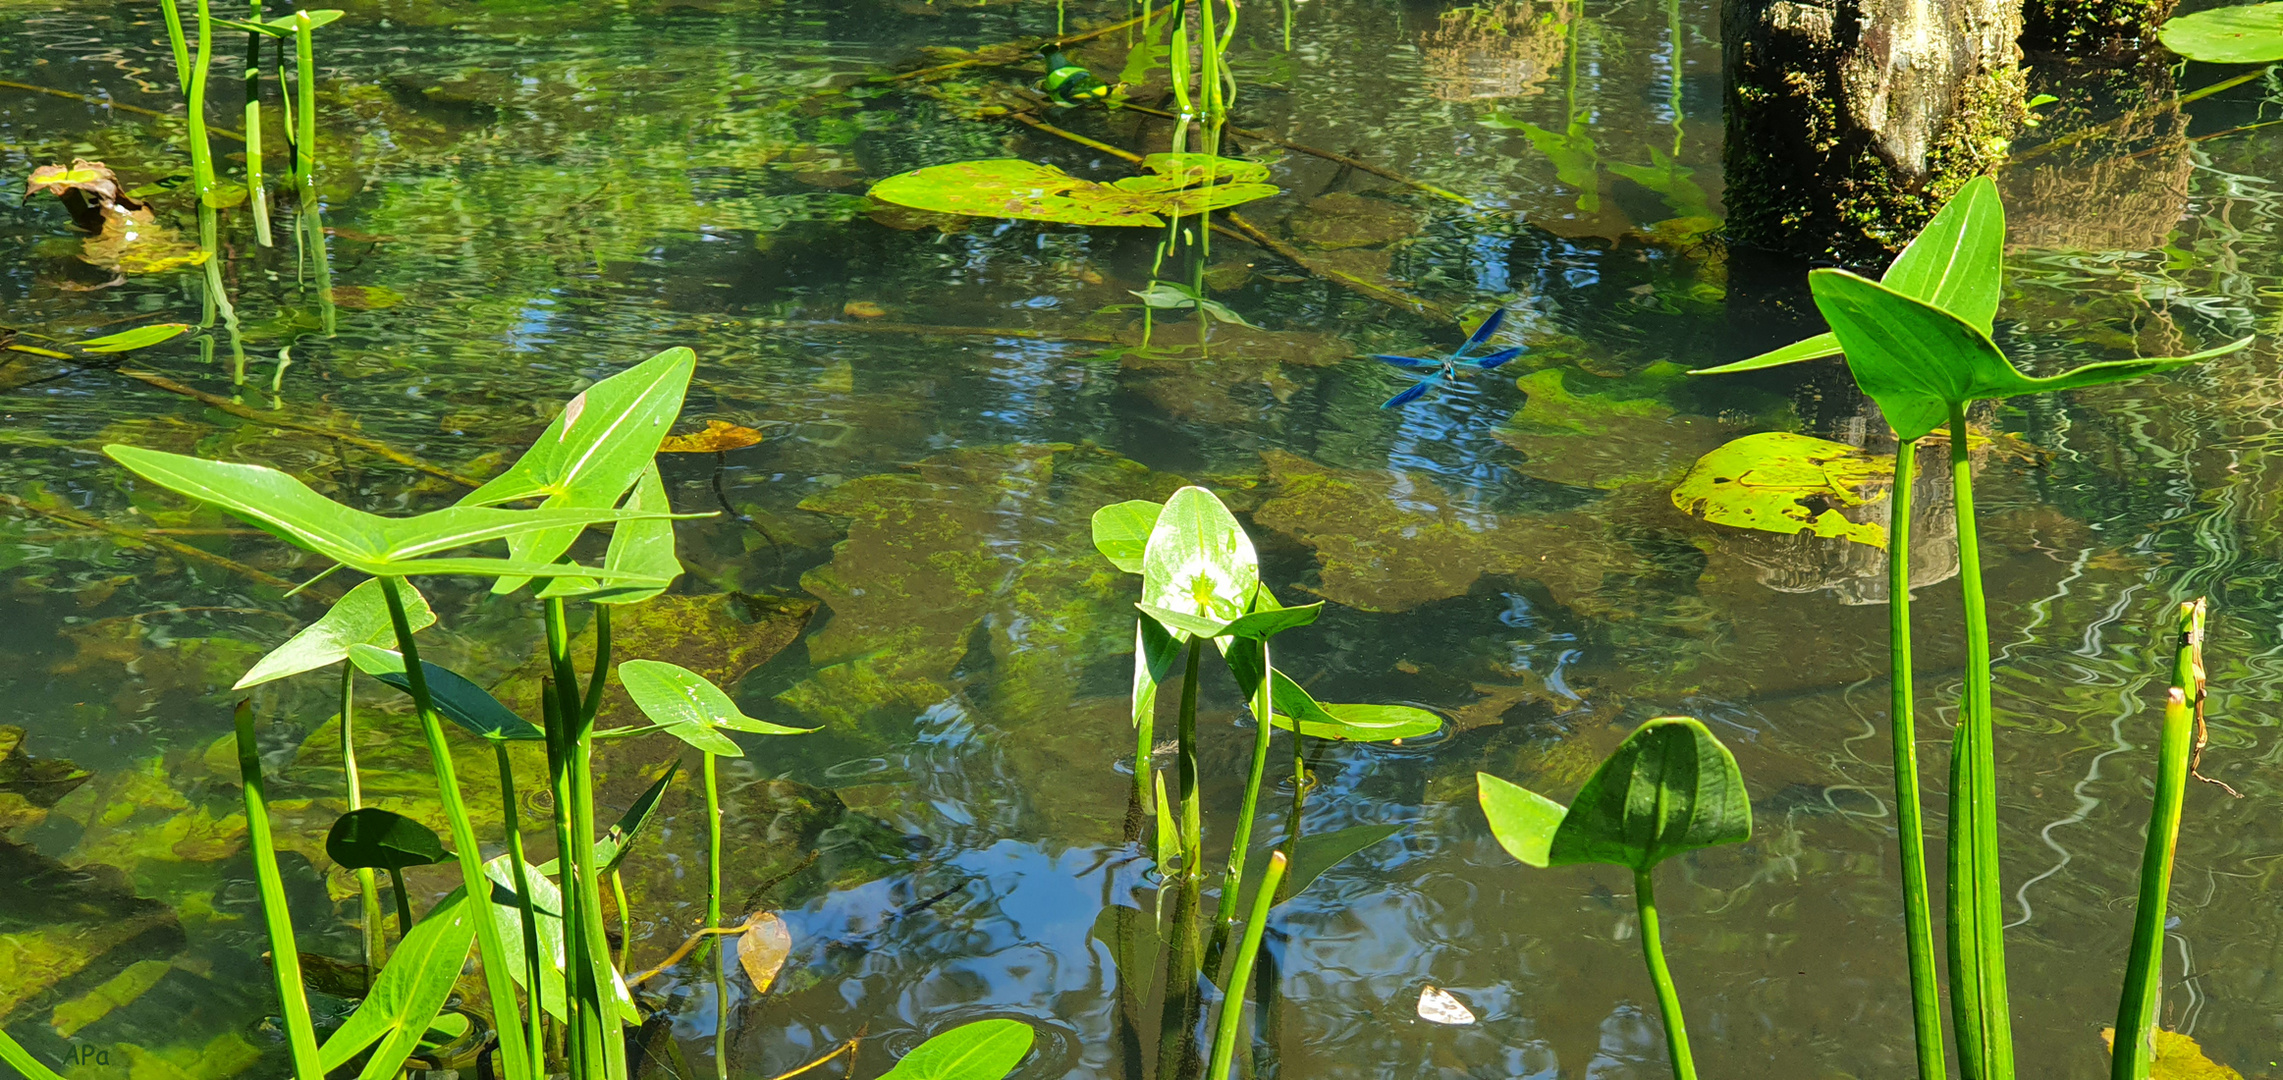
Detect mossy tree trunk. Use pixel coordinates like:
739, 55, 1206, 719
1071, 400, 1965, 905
1722, 0, 2028, 264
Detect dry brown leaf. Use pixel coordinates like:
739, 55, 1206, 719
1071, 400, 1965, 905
736, 912, 792, 993
658, 420, 764, 454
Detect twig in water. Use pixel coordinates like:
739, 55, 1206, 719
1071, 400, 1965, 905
893, 14, 1150, 82
0, 79, 247, 140
0, 492, 325, 598
113, 368, 482, 487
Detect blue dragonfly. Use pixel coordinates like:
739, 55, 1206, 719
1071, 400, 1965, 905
1369, 308, 1522, 408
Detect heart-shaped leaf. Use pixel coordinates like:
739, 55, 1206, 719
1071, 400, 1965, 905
619, 659, 813, 757
878, 1019, 1035, 1080
1547, 716, 1751, 871
236, 578, 435, 689
1806, 270, 2251, 440
105, 445, 678, 582
1092, 499, 1163, 574
349, 645, 545, 742
1695, 175, 2005, 374
318, 888, 475, 1077
1139, 486, 1258, 636
326, 807, 453, 872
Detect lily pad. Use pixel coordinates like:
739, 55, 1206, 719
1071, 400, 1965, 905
869, 155, 1277, 228
1669, 432, 1891, 548
2158, 2, 2283, 62
2098, 1027, 2244, 1080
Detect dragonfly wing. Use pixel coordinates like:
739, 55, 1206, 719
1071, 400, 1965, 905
1369, 353, 1437, 369
1456, 307, 1508, 358
1463, 346, 1525, 370
1381, 376, 1438, 409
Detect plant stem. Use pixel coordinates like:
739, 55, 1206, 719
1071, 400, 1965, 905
706, 749, 730, 1080
495, 741, 547, 1080
1129, 619, 1160, 844
1633, 867, 1696, 1080
388, 867, 411, 934
1945, 404, 2014, 1080
1889, 438, 1946, 1080
233, 701, 324, 1080
2111, 599, 2205, 1080
341, 663, 384, 967
294, 13, 315, 184
381, 576, 535, 1080
0, 1027, 65, 1080
550, 599, 628, 1080
242, 0, 271, 246
542, 681, 596, 1080
1215, 637, 1274, 931
1177, 637, 1204, 878
1206, 850, 1285, 1080
187, 0, 215, 198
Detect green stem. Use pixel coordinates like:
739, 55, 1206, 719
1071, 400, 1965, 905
299, 181, 336, 334
342, 663, 384, 967
495, 741, 547, 1080
1634, 867, 1696, 1080
1129, 619, 1160, 845
243, 0, 270, 246
160, 0, 192, 99
0, 1027, 65, 1080
1177, 637, 1204, 878
2111, 600, 2204, 1080
549, 599, 627, 1080
388, 866, 411, 935
1215, 637, 1274, 931
1889, 438, 1946, 1080
542, 682, 595, 1080
380, 577, 535, 1080
706, 749, 729, 1080
1206, 850, 1285, 1080
187, 0, 214, 197
1945, 404, 2014, 1080
233, 701, 324, 1080
294, 13, 315, 184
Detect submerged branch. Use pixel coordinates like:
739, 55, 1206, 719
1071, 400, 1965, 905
114, 369, 482, 488
0, 491, 324, 598
0, 79, 246, 140
892, 14, 1150, 82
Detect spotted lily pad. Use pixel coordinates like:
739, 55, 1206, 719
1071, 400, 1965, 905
2158, 2, 2283, 62
1669, 432, 1889, 548
869, 155, 1277, 228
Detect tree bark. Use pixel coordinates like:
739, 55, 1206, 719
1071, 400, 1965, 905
1722, 0, 2028, 264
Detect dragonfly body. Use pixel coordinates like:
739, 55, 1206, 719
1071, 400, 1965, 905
1368, 308, 1521, 408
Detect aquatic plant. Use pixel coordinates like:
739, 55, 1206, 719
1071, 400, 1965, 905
1691, 176, 2251, 1080
2157, 2, 2283, 61
2111, 599, 2207, 1080
868, 153, 1275, 227
87, 347, 1032, 1080
1477, 717, 1752, 1080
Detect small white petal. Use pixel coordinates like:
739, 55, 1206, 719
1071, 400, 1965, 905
1417, 985, 1475, 1025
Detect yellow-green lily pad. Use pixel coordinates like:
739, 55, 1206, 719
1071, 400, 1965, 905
869, 155, 1276, 228
1669, 431, 1889, 548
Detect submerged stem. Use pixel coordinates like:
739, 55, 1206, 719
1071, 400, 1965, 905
233, 702, 324, 1080
707, 749, 729, 1080
1945, 404, 2014, 1080
1888, 438, 1946, 1080
1633, 867, 1696, 1080
341, 663, 384, 967
1206, 850, 1285, 1080
1177, 637, 1204, 877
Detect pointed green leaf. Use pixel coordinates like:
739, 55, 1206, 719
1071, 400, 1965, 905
349, 645, 545, 741
1139, 486, 1258, 636
1137, 602, 1231, 639
236, 579, 435, 688
104, 445, 680, 581
597, 764, 677, 873
1280, 823, 1402, 900
536, 462, 684, 604
265, 8, 344, 28
325, 807, 453, 872
1808, 270, 2249, 439
75, 323, 192, 353
620, 659, 813, 758
1288, 702, 1441, 742
1092, 499, 1163, 574
479, 855, 641, 1026
1696, 175, 2004, 375
317, 889, 475, 1075
1546, 716, 1751, 871
878, 1019, 1035, 1080
1476, 773, 1568, 868
214, 16, 292, 35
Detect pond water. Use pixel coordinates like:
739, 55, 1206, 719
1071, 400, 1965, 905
4, 0, 2283, 1077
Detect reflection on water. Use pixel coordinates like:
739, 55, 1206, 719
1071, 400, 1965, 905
4, 0, 2283, 1077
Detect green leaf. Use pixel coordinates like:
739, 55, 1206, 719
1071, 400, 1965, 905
1547, 716, 1751, 872
1288, 702, 1441, 742
1280, 823, 1402, 900
324, 807, 453, 872
213, 16, 291, 35
1807, 270, 2251, 440
1092, 499, 1162, 573
1132, 615, 1182, 733
1669, 431, 1890, 548
877, 1019, 1035, 1080
266, 8, 345, 28
235, 578, 435, 689
869, 157, 1276, 228
1219, 600, 1323, 640
104, 445, 679, 581
536, 462, 684, 604
2159, 2, 2283, 61
534, 765, 677, 878
460, 347, 697, 594
619, 659, 813, 757
479, 855, 642, 1026
1695, 175, 2004, 374
317, 889, 476, 1076
75, 323, 192, 353
1129, 281, 1262, 329
349, 645, 546, 741
1139, 486, 1259, 635
1476, 773, 1568, 868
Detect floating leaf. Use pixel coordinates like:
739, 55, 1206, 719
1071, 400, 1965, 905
325, 807, 452, 872
620, 659, 813, 757
349, 645, 546, 742
236, 578, 434, 689
878, 1019, 1035, 1080
657, 420, 764, 453
75, 323, 191, 354
2159, 2, 2283, 62
2098, 1027, 2246, 1080
1129, 281, 1261, 329
735, 913, 793, 993
104, 445, 680, 581
1091, 499, 1163, 574
870, 155, 1277, 228
1670, 431, 1889, 549
317, 890, 475, 1080
1416, 986, 1476, 1025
